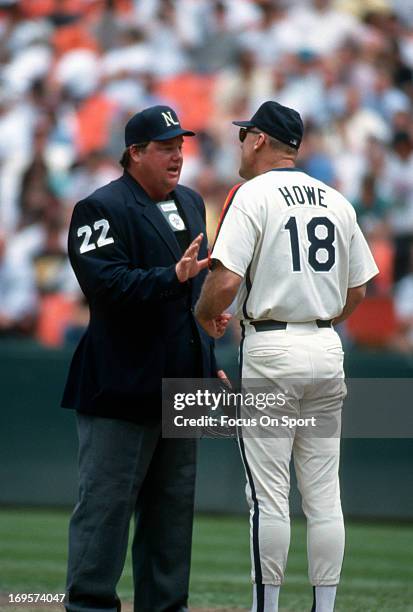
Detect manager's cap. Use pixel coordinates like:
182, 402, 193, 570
233, 100, 304, 150
125, 105, 195, 146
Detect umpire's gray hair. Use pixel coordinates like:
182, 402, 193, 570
119, 143, 149, 168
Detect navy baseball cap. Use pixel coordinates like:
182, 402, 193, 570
125, 105, 195, 146
233, 101, 304, 150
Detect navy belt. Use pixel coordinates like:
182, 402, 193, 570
251, 319, 332, 332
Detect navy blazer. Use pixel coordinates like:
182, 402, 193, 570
62, 171, 216, 422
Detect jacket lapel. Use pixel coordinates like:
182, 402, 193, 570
172, 190, 202, 243
121, 171, 182, 262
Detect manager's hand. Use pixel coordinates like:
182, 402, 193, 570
197, 312, 232, 339
217, 368, 231, 388
176, 233, 209, 282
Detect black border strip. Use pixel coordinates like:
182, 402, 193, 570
242, 262, 253, 320
236, 321, 264, 611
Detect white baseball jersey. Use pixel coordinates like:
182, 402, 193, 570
212, 168, 379, 322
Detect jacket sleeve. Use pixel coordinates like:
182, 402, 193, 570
68, 197, 188, 308
210, 338, 218, 376
198, 193, 219, 377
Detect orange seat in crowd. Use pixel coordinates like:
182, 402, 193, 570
157, 73, 216, 158
52, 23, 99, 57
370, 237, 394, 295
346, 295, 398, 347
75, 94, 117, 156
156, 73, 216, 131
36, 294, 75, 347
20, 0, 84, 18
20, 0, 133, 19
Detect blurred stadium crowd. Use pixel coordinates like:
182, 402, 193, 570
1, 0, 413, 350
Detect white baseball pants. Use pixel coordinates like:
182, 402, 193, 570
238, 321, 346, 587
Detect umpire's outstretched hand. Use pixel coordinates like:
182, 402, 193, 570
176, 233, 209, 282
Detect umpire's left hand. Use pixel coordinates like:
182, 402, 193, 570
175, 233, 209, 282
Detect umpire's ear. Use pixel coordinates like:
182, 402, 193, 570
129, 143, 150, 164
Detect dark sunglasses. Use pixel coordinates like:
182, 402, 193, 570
239, 127, 262, 143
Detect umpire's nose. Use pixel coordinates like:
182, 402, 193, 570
172, 145, 183, 162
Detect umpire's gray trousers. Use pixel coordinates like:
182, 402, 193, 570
65, 413, 197, 612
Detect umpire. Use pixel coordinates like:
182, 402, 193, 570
62, 105, 220, 612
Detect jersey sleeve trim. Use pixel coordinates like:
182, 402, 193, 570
212, 182, 243, 250
209, 255, 245, 278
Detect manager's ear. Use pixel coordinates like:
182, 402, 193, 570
253, 133, 266, 152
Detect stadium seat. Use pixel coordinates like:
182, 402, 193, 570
36, 294, 75, 347
346, 295, 398, 347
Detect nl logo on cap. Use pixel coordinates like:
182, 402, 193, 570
162, 111, 179, 127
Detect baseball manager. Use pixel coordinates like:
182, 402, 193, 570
62, 105, 225, 612
196, 101, 378, 612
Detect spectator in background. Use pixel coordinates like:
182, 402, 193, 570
352, 173, 394, 295
299, 124, 337, 186
145, 0, 190, 77
213, 47, 272, 118
285, 0, 362, 57
19, 117, 59, 228
63, 150, 119, 206
365, 66, 411, 123
239, 0, 289, 67
353, 172, 392, 231
0, 231, 37, 337
271, 50, 329, 126
394, 245, 413, 351
326, 86, 390, 202
191, 0, 241, 72
0, 87, 37, 233
101, 26, 152, 81
32, 213, 75, 297
337, 86, 390, 156
32, 210, 80, 347
383, 131, 413, 281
